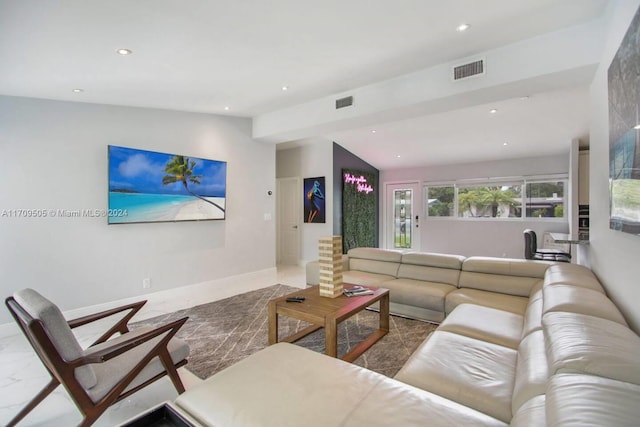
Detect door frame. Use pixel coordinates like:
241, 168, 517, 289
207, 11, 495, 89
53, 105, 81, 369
276, 177, 301, 265
383, 181, 421, 251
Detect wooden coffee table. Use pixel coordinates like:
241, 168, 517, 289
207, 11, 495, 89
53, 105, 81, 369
268, 285, 390, 362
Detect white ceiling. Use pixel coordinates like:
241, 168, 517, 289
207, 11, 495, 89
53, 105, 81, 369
0, 0, 610, 169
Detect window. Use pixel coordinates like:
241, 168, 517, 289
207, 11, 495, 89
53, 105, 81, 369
426, 185, 454, 217
392, 189, 412, 248
525, 180, 565, 218
424, 175, 567, 220
457, 183, 521, 218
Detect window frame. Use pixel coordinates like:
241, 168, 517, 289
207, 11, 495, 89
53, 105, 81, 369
424, 174, 568, 221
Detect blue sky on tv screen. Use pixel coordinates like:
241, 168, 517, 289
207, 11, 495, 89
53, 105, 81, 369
108, 146, 226, 197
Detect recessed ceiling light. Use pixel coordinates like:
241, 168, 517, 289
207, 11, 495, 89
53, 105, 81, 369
520, 96, 530, 100
456, 23, 470, 32
489, 109, 498, 114
633, 124, 640, 130
396, 155, 401, 158
281, 85, 289, 91
371, 130, 377, 134
224, 106, 230, 111
503, 142, 509, 146
116, 48, 132, 55
72, 88, 84, 93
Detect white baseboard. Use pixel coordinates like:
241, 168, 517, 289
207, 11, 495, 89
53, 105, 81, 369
0, 267, 278, 339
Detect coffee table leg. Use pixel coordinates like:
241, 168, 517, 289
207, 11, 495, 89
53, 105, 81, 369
268, 301, 278, 345
380, 293, 390, 332
325, 317, 338, 358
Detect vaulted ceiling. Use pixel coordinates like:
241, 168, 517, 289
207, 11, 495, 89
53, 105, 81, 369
0, 0, 611, 168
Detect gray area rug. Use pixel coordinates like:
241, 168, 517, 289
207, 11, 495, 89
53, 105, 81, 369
132, 284, 436, 379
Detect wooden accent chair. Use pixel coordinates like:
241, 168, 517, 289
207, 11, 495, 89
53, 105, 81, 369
5, 288, 190, 427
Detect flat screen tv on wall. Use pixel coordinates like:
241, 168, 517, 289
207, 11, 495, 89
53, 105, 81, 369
108, 145, 227, 224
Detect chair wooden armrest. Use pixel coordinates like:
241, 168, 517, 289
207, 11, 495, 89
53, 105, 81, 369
68, 300, 147, 346
77, 317, 188, 365
5, 290, 190, 427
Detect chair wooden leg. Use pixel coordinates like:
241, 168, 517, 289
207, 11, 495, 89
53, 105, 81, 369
6, 378, 59, 427
159, 351, 186, 394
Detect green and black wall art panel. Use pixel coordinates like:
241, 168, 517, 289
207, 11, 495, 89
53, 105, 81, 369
342, 168, 376, 252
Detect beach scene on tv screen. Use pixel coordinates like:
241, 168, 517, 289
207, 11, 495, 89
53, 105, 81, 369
108, 145, 226, 224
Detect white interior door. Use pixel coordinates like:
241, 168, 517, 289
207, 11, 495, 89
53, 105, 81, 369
276, 177, 301, 265
384, 182, 421, 251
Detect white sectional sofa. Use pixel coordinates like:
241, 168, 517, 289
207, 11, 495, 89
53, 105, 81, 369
307, 247, 549, 322
165, 255, 640, 427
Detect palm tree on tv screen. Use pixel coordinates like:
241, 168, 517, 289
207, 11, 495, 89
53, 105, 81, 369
162, 155, 225, 213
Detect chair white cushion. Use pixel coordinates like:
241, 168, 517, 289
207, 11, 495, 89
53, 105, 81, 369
13, 288, 98, 389
86, 327, 189, 402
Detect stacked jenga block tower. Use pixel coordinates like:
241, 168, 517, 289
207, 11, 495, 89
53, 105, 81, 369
318, 236, 343, 298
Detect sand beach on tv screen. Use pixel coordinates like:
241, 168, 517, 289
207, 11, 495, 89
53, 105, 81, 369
109, 193, 225, 223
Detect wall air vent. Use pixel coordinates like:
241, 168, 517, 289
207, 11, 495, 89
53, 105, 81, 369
453, 59, 485, 81
336, 96, 354, 109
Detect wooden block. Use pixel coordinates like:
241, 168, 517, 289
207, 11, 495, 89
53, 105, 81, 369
318, 236, 343, 298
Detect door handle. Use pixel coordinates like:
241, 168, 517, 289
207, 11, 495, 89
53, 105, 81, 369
293, 225, 298, 229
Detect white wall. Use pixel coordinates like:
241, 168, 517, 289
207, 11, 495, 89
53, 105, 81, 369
589, 0, 640, 333
0, 96, 275, 324
276, 140, 333, 263
381, 154, 570, 258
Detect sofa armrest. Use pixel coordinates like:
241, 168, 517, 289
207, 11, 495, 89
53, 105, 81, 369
342, 254, 350, 272
306, 261, 320, 285
305, 255, 349, 286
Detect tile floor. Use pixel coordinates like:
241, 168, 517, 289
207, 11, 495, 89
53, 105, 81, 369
0, 265, 306, 426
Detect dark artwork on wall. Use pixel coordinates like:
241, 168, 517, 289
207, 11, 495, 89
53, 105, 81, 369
608, 4, 640, 235
342, 169, 376, 252
304, 177, 326, 223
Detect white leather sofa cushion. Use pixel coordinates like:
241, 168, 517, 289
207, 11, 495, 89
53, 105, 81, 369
438, 303, 523, 349
174, 342, 508, 427
446, 288, 528, 315
512, 330, 548, 414
344, 376, 507, 427
543, 312, 640, 385
458, 271, 542, 297
509, 395, 546, 427
521, 297, 543, 338
400, 252, 466, 270
546, 373, 640, 427
542, 284, 627, 325
543, 263, 604, 293
348, 247, 402, 262
397, 263, 460, 286
381, 278, 455, 312
342, 270, 395, 287
459, 257, 549, 297
394, 331, 517, 422
175, 343, 387, 426
349, 258, 400, 278
461, 257, 550, 278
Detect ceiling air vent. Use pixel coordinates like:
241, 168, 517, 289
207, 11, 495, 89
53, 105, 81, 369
336, 96, 354, 109
453, 59, 485, 81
